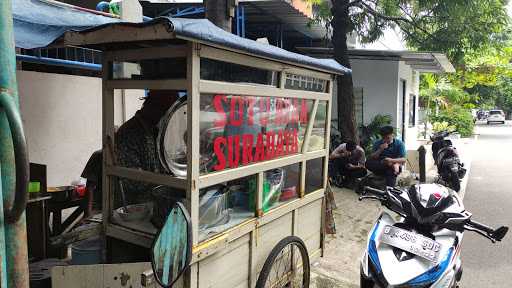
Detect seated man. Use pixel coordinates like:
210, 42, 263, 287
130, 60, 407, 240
365, 126, 406, 187
329, 140, 367, 186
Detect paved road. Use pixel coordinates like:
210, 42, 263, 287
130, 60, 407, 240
461, 122, 512, 287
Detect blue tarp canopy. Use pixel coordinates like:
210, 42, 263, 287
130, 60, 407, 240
13, 0, 118, 49
13, 0, 350, 75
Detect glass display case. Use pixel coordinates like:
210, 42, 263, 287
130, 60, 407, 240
52, 17, 350, 288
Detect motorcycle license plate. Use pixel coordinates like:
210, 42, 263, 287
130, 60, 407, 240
380, 225, 442, 263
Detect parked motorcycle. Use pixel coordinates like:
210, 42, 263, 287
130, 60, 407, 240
359, 184, 508, 288
430, 131, 466, 192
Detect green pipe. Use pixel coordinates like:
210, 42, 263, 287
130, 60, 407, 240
0, 0, 30, 286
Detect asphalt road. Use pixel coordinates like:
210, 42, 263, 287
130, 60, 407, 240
461, 121, 512, 288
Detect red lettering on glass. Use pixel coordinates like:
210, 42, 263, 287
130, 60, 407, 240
300, 99, 308, 124
213, 137, 227, 171
259, 98, 270, 126
275, 130, 284, 157
265, 131, 275, 160
213, 94, 227, 127
227, 135, 240, 168
230, 96, 244, 127
254, 133, 265, 162
246, 97, 255, 126
242, 134, 254, 165
292, 129, 299, 153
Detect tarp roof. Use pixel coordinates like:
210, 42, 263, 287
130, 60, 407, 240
13, 0, 349, 75
297, 47, 455, 74
13, 0, 119, 49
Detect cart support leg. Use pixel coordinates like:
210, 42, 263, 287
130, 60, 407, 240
0, 0, 30, 286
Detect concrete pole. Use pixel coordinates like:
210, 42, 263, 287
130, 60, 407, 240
205, 0, 236, 32
0, 0, 30, 287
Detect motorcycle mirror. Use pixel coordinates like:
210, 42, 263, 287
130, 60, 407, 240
492, 226, 509, 242
151, 202, 192, 287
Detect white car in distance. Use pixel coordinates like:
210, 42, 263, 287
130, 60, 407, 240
487, 109, 506, 124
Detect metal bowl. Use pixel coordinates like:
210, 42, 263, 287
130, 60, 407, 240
157, 97, 188, 177
115, 204, 150, 222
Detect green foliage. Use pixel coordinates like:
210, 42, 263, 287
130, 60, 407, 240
359, 114, 392, 155
309, 0, 509, 67
432, 121, 456, 133
430, 106, 475, 137
420, 78, 470, 109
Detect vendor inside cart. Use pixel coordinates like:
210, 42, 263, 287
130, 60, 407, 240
115, 89, 178, 204
83, 59, 186, 222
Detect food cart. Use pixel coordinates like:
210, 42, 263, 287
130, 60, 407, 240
2, 15, 350, 288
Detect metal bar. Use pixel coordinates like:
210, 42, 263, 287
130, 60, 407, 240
323, 80, 333, 189
0, 0, 29, 286
105, 79, 188, 90
302, 99, 319, 152
104, 45, 188, 62
15, 54, 102, 71
256, 172, 263, 217
0, 167, 7, 288
187, 43, 201, 246
198, 150, 325, 188
236, 6, 241, 36
105, 166, 187, 189
199, 80, 330, 101
241, 5, 245, 38
101, 56, 115, 263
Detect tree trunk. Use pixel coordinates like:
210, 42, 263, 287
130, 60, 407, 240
331, 0, 359, 143
205, 0, 232, 32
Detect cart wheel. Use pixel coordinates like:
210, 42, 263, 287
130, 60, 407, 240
256, 236, 310, 288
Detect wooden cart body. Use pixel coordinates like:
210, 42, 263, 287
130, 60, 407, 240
59, 17, 349, 288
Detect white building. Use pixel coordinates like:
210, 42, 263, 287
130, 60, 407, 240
298, 48, 455, 149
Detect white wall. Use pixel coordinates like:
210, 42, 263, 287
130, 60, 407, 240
397, 61, 421, 149
17, 71, 143, 187
332, 58, 421, 149
350, 58, 399, 126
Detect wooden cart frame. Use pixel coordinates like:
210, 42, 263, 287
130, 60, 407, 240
62, 20, 343, 287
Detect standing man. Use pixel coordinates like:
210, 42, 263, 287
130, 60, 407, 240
365, 126, 406, 187
329, 140, 367, 186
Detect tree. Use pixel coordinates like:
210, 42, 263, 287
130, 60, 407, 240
205, 0, 235, 32
310, 0, 508, 141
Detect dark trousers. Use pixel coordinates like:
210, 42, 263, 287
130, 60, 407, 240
333, 157, 367, 180
365, 159, 398, 187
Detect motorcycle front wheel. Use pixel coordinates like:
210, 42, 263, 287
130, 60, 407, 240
360, 274, 375, 288
450, 170, 461, 192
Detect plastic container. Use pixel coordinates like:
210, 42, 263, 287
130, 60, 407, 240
71, 237, 102, 265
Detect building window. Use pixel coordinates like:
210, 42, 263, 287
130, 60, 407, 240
409, 94, 416, 127
354, 87, 364, 128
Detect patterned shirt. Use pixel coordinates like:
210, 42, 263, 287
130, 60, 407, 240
116, 112, 164, 205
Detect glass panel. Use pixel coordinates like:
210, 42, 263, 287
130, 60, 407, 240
113, 90, 186, 177
262, 163, 301, 213
201, 58, 279, 87
199, 175, 256, 241
110, 58, 187, 80
111, 176, 186, 234
305, 158, 324, 194
199, 94, 313, 175
308, 101, 327, 152
284, 73, 328, 92
409, 94, 416, 127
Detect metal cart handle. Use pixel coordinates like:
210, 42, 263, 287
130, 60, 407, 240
0, 92, 29, 223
